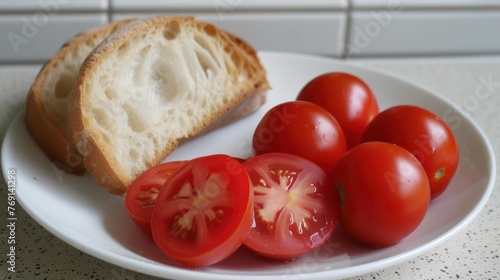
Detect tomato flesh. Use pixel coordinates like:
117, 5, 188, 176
151, 154, 253, 267
242, 153, 339, 259
331, 142, 430, 247
125, 161, 186, 236
361, 105, 459, 198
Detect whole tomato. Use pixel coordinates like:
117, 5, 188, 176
297, 72, 379, 149
252, 101, 346, 173
361, 105, 459, 198
331, 142, 430, 247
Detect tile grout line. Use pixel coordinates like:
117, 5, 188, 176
341, 0, 352, 59
107, 0, 112, 22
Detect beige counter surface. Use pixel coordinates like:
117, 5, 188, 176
1, 59, 498, 280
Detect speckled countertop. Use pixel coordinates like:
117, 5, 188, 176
1, 58, 499, 280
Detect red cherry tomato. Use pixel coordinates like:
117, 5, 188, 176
331, 142, 430, 247
361, 105, 459, 198
242, 153, 339, 259
125, 161, 186, 236
151, 154, 253, 267
252, 101, 346, 173
297, 72, 379, 149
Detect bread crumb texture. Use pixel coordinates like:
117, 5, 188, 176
44, 41, 100, 127
80, 17, 253, 178
39, 20, 132, 129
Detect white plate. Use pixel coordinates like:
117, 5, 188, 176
2, 52, 496, 280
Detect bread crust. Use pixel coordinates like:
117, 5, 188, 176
68, 16, 269, 195
193, 22, 270, 136
25, 19, 134, 175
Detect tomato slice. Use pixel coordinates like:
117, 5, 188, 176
125, 161, 186, 236
242, 153, 339, 259
151, 154, 253, 267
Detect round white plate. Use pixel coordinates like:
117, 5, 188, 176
2, 52, 496, 280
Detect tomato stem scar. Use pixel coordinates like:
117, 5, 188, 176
434, 168, 445, 180
337, 183, 345, 208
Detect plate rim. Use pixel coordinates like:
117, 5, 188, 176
2, 51, 497, 280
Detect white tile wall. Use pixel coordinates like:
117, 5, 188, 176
0, 0, 108, 63
0, 14, 107, 63
346, 11, 500, 57
111, 0, 348, 57
350, 0, 500, 10
201, 13, 346, 57
1, 0, 500, 63
0, 0, 107, 12
110, 0, 348, 12
113, 12, 346, 57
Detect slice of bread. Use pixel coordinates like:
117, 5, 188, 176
25, 19, 134, 174
67, 16, 270, 195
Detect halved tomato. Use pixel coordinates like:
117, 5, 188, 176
125, 161, 187, 236
242, 153, 339, 259
151, 154, 253, 267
